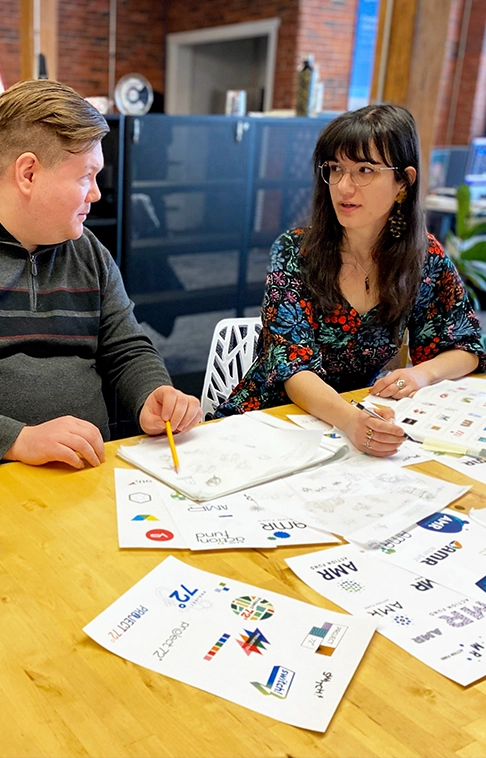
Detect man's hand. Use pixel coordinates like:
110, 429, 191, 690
139, 385, 202, 436
3, 416, 105, 469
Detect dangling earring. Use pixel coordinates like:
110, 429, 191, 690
389, 189, 407, 238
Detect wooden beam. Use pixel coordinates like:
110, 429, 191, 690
20, 0, 58, 81
371, 0, 452, 193
20, 0, 34, 80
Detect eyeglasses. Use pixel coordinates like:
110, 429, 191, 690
319, 161, 399, 187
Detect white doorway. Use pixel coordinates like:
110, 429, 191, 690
165, 19, 281, 115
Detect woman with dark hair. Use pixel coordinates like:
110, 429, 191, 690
216, 105, 485, 457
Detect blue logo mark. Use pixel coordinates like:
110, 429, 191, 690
417, 512, 468, 533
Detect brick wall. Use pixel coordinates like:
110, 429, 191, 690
0, 1, 20, 87
166, 0, 300, 110
58, 0, 164, 96
297, 0, 357, 111
0, 0, 163, 97
460, 0, 486, 141
0, 1, 483, 137
433, 0, 464, 145
435, 0, 486, 145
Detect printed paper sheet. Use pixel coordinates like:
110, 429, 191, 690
245, 456, 467, 538
117, 414, 338, 501
83, 556, 375, 732
287, 543, 486, 685
115, 469, 338, 550
365, 507, 486, 602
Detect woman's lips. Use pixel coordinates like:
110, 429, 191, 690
339, 203, 360, 214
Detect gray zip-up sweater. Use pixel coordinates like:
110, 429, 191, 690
0, 223, 171, 457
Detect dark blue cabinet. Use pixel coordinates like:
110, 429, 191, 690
87, 113, 338, 401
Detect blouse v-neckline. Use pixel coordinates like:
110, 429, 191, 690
341, 296, 379, 319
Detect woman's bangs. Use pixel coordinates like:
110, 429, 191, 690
323, 119, 393, 166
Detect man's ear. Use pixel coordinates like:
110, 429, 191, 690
15, 152, 39, 196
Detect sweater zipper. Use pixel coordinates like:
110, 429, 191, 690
29, 252, 38, 311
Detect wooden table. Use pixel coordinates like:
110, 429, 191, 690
2, 392, 486, 758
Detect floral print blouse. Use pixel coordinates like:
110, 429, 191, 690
216, 229, 485, 417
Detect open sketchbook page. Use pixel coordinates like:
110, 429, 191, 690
245, 456, 467, 539
83, 555, 375, 732
117, 414, 344, 501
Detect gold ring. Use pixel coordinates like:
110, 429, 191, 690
366, 428, 373, 439
364, 439, 371, 449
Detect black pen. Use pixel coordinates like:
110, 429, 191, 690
351, 399, 416, 442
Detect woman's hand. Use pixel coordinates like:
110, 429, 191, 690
343, 406, 407, 457
370, 367, 430, 399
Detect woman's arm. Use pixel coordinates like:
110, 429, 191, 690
285, 370, 407, 457
371, 349, 479, 398
372, 236, 484, 399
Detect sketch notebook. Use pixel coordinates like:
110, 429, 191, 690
117, 414, 343, 501
392, 377, 486, 459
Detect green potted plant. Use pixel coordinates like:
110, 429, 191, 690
445, 183, 486, 310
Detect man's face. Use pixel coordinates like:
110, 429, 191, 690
28, 142, 103, 246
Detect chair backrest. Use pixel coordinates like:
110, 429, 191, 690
201, 317, 262, 419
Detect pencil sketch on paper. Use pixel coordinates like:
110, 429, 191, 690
117, 414, 336, 500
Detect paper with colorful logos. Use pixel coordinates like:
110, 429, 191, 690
115, 468, 187, 548
114, 469, 338, 551
163, 489, 339, 551
392, 377, 486, 459
83, 556, 375, 732
364, 508, 486, 602
286, 543, 486, 685
117, 414, 339, 501
245, 456, 467, 539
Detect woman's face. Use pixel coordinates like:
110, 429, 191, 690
326, 143, 415, 240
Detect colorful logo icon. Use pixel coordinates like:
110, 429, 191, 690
132, 514, 158, 521
237, 628, 270, 656
170, 491, 186, 500
231, 596, 274, 621
145, 528, 174, 542
204, 633, 230, 661
267, 531, 291, 540
475, 576, 486, 593
417, 512, 468, 533
301, 622, 348, 656
251, 665, 295, 698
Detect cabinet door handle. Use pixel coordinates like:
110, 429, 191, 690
235, 120, 250, 143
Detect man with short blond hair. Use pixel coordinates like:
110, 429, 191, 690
0, 79, 201, 469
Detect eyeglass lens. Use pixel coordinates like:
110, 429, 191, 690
320, 163, 377, 187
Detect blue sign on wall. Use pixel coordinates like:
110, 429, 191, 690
347, 0, 380, 111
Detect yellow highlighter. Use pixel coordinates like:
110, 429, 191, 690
165, 420, 180, 474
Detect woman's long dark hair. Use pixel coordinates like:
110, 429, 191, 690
301, 104, 428, 341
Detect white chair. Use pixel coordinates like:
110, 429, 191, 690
201, 317, 262, 419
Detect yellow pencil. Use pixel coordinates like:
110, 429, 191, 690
165, 420, 180, 474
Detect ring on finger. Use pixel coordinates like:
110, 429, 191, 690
396, 378, 406, 389
366, 428, 374, 439
364, 439, 372, 449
